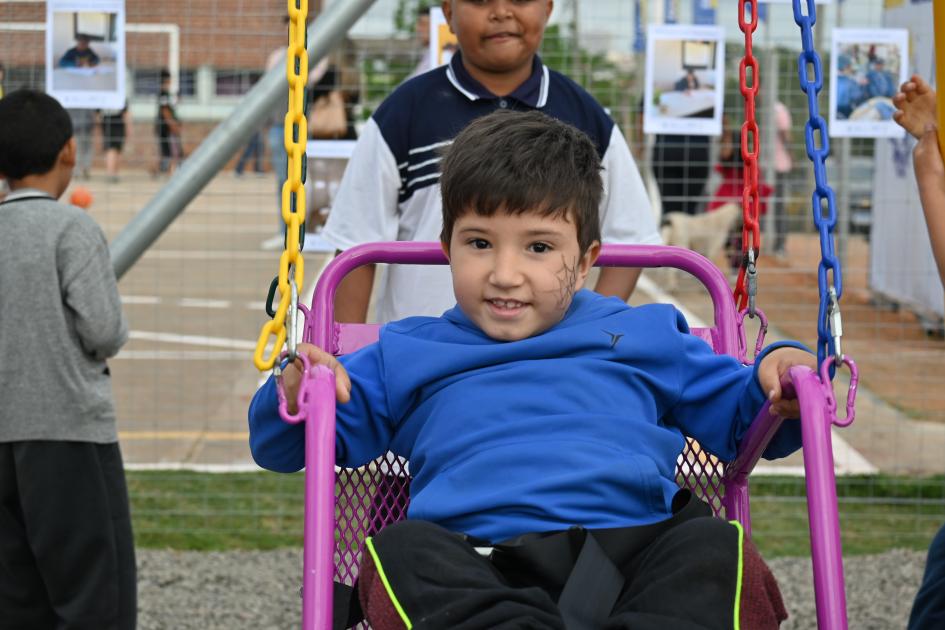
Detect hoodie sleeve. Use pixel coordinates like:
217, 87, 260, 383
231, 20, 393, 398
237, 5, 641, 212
664, 309, 807, 461
248, 341, 394, 473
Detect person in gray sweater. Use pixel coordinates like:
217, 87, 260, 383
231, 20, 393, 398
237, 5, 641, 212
0, 90, 136, 629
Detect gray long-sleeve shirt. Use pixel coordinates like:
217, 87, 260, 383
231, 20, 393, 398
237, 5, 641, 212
0, 189, 127, 443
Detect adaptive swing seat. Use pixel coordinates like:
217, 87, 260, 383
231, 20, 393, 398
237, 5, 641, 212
284, 242, 857, 630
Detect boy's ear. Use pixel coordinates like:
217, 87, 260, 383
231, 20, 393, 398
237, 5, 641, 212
60, 137, 77, 169
441, 1, 454, 33
574, 240, 600, 290
440, 240, 451, 261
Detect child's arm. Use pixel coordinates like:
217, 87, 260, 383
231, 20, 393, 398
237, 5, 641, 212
914, 126, 945, 289
248, 341, 394, 472
321, 119, 402, 322
249, 343, 350, 472
665, 309, 813, 461
61, 214, 127, 360
596, 128, 662, 300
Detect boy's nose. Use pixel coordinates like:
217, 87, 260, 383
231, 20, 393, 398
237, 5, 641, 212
489, 252, 524, 287
489, 0, 514, 19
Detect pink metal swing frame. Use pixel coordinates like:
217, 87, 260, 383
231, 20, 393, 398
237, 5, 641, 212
282, 241, 856, 630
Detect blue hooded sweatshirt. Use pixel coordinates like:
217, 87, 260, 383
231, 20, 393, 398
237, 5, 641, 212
249, 290, 804, 543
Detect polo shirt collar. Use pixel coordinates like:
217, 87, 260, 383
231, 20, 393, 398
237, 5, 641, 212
446, 51, 550, 108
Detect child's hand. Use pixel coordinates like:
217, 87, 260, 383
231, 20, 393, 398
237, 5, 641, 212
914, 124, 945, 183
757, 347, 817, 418
893, 74, 937, 140
281, 342, 352, 414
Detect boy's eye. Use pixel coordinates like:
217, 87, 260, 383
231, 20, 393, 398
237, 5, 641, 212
529, 242, 552, 254
469, 238, 490, 249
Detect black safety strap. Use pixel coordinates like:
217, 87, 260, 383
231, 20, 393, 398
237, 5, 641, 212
556, 531, 625, 630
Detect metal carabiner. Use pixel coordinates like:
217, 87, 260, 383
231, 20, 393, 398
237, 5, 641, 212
826, 286, 843, 363
287, 265, 299, 362
820, 355, 858, 428
746, 249, 758, 318
736, 307, 768, 365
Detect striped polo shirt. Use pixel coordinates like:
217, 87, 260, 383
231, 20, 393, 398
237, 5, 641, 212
323, 52, 660, 323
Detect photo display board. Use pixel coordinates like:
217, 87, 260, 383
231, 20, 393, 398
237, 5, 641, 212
46, 0, 126, 109
643, 24, 725, 136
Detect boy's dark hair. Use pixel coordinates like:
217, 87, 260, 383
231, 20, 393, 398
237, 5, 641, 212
440, 110, 603, 254
160, 68, 171, 81
418, 6, 432, 16
0, 90, 72, 181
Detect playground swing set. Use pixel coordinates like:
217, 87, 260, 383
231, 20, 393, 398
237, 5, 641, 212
246, 1, 940, 628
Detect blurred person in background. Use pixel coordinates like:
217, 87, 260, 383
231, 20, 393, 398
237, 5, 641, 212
234, 128, 265, 177
408, 5, 434, 79
58, 34, 100, 68
155, 69, 182, 175
67, 108, 95, 180
771, 100, 793, 257
101, 101, 130, 183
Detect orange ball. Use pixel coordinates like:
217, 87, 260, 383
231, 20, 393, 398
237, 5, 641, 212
70, 186, 93, 209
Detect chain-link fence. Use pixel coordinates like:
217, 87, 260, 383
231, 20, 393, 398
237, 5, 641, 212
1, 0, 942, 557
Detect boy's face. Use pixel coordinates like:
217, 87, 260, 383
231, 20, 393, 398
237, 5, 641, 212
444, 209, 598, 341
442, 0, 553, 76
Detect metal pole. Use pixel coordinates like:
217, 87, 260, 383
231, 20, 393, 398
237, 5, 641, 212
110, 0, 379, 278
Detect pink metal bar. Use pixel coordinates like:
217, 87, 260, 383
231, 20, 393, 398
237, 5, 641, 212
300, 365, 337, 630
792, 365, 849, 630
310, 243, 739, 355
722, 402, 785, 537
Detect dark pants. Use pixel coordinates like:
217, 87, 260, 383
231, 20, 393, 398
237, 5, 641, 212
359, 510, 786, 630
158, 134, 182, 172
0, 441, 137, 630
652, 135, 711, 216
235, 131, 264, 174
909, 523, 945, 630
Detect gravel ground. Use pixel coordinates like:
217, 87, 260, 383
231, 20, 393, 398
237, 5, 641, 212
138, 548, 927, 629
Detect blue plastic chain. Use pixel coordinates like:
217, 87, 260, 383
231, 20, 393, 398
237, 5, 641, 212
791, 0, 844, 372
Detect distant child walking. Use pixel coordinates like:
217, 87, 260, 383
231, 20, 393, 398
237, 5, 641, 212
0, 89, 136, 630
156, 68, 182, 174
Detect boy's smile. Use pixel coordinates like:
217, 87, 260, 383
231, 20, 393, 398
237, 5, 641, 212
443, 0, 553, 93
444, 210, 599, 341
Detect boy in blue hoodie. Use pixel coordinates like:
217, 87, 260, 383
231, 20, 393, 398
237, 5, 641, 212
249, 110, 814, 629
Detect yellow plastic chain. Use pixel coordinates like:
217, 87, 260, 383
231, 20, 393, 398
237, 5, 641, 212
253, 0, 309, 371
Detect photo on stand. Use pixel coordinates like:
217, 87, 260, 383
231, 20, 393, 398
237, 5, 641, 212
643, 24, 725, 137
45, 0, 126, 109
829, 28, 909, 138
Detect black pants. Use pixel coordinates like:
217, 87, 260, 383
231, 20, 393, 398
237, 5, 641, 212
0, 441, 137, 630
652, 135, 711, 216
359, 509, 786, 630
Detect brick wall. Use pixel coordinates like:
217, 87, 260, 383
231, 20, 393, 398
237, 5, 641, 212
0, 1, 312, 68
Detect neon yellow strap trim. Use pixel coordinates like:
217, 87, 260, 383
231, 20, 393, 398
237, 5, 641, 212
365, 536, 413, 629
729, 520, 745, 630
